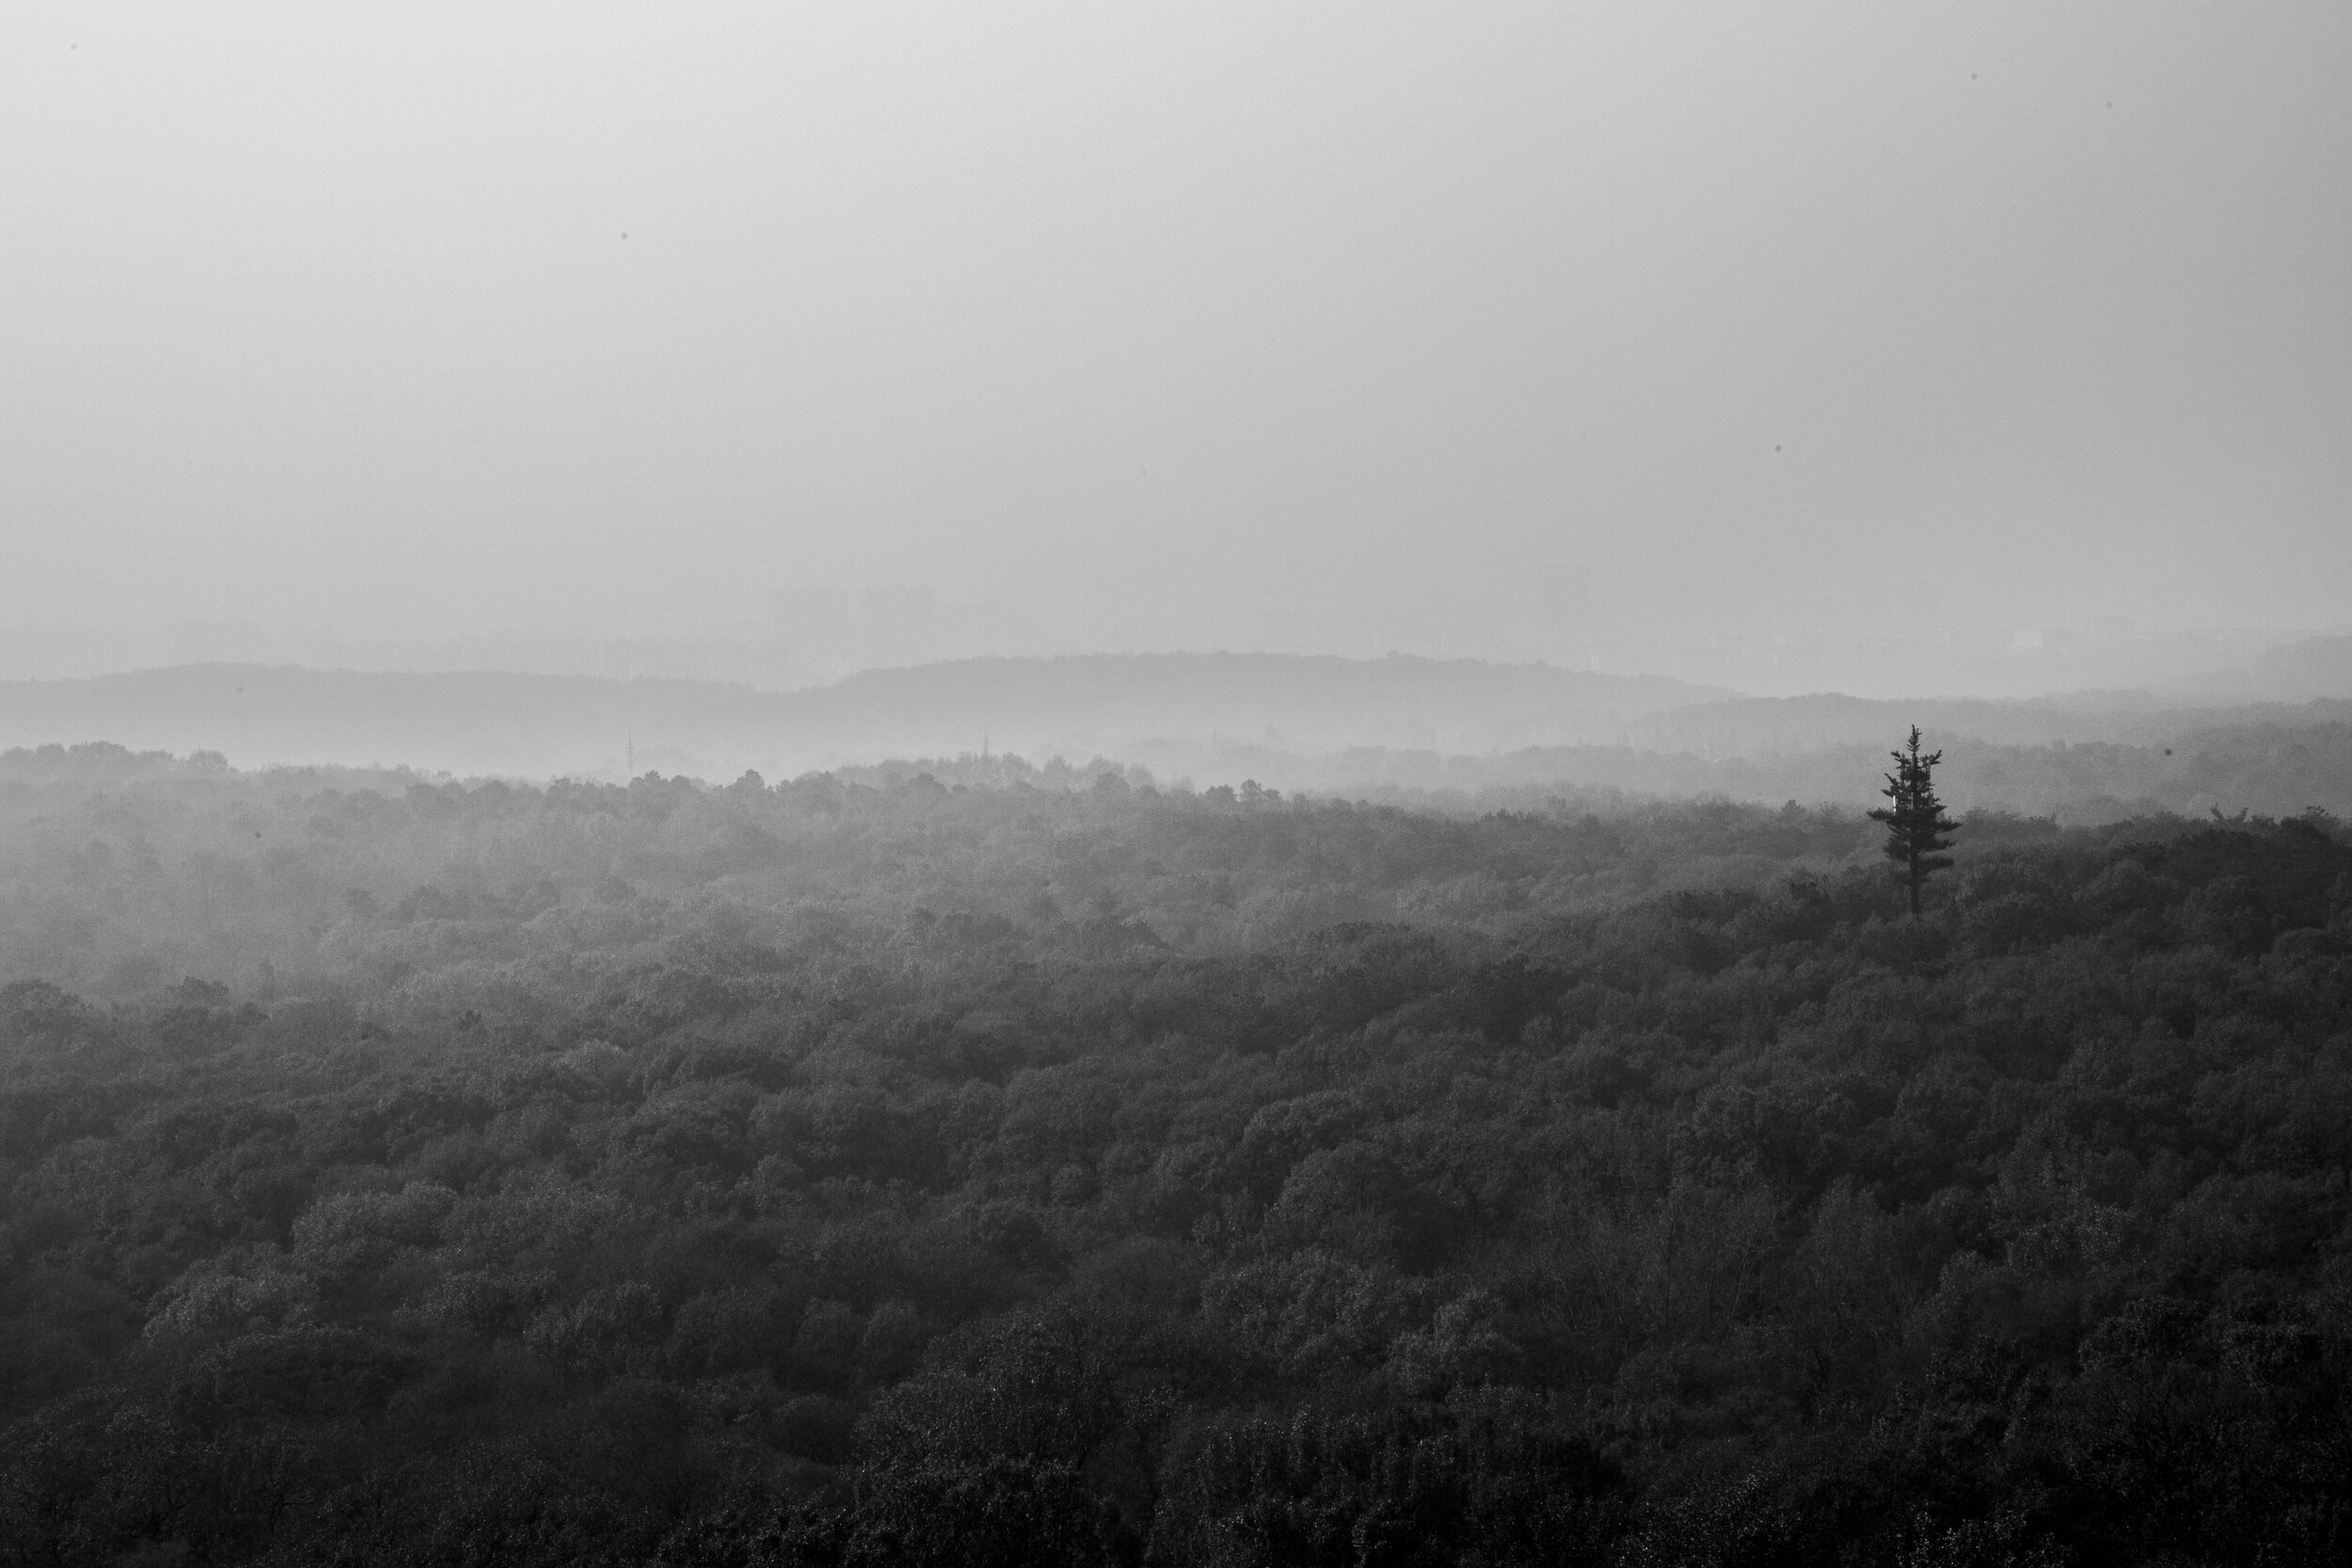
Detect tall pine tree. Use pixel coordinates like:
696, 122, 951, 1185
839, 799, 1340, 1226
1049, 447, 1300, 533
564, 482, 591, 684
1870, 726, 1958, 916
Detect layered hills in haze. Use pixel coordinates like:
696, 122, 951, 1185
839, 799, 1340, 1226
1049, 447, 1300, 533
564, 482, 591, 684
0, 656, 1724, 780
3, 649, 2348, 821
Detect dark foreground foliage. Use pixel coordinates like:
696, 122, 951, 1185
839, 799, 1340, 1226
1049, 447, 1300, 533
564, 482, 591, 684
3, 755, 2352, 1564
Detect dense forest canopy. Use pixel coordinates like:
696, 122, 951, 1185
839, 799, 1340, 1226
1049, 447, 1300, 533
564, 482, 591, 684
3, 741, 2351, 1564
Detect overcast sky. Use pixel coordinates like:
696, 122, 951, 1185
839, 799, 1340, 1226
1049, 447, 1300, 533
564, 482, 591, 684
4, 3, 2347, 668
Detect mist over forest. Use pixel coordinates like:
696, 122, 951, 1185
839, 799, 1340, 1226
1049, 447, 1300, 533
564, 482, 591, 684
6, 664, 2352, 1564
6, 647, 2352, 822
9, 0, 2352, 1560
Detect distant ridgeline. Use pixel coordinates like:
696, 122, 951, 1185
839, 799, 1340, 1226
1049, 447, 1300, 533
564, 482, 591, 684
8, 684, 2352, 825
1168, 719, 2352, 822
0, 738, 431, 792
2, 752, 2351, 1562
0, 656, 1726, 781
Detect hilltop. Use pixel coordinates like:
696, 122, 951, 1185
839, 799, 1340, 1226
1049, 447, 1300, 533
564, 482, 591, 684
0, 655, 1726, 779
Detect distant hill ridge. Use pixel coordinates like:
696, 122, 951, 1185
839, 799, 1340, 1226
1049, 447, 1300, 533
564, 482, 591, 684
0, 654, 1728, 778
0, 653, 2344, 792
1622, 690, 2352, 756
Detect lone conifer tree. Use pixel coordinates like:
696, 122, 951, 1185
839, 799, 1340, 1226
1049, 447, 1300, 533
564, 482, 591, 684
1869, 726, 1957, 916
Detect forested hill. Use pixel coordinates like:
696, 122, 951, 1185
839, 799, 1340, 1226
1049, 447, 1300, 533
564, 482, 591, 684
1146, 719, 2352, 822
3, 659, 2346, 822
0, 656, 1728, 780
5, 760, 2352, 1563
1623, 689, 2352, 754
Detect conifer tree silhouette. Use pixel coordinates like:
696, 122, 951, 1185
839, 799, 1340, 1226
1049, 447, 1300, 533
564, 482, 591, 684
1869, 726, 1958, 917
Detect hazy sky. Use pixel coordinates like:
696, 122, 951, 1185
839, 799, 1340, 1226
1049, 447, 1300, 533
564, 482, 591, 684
5, 3, 2348, 663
